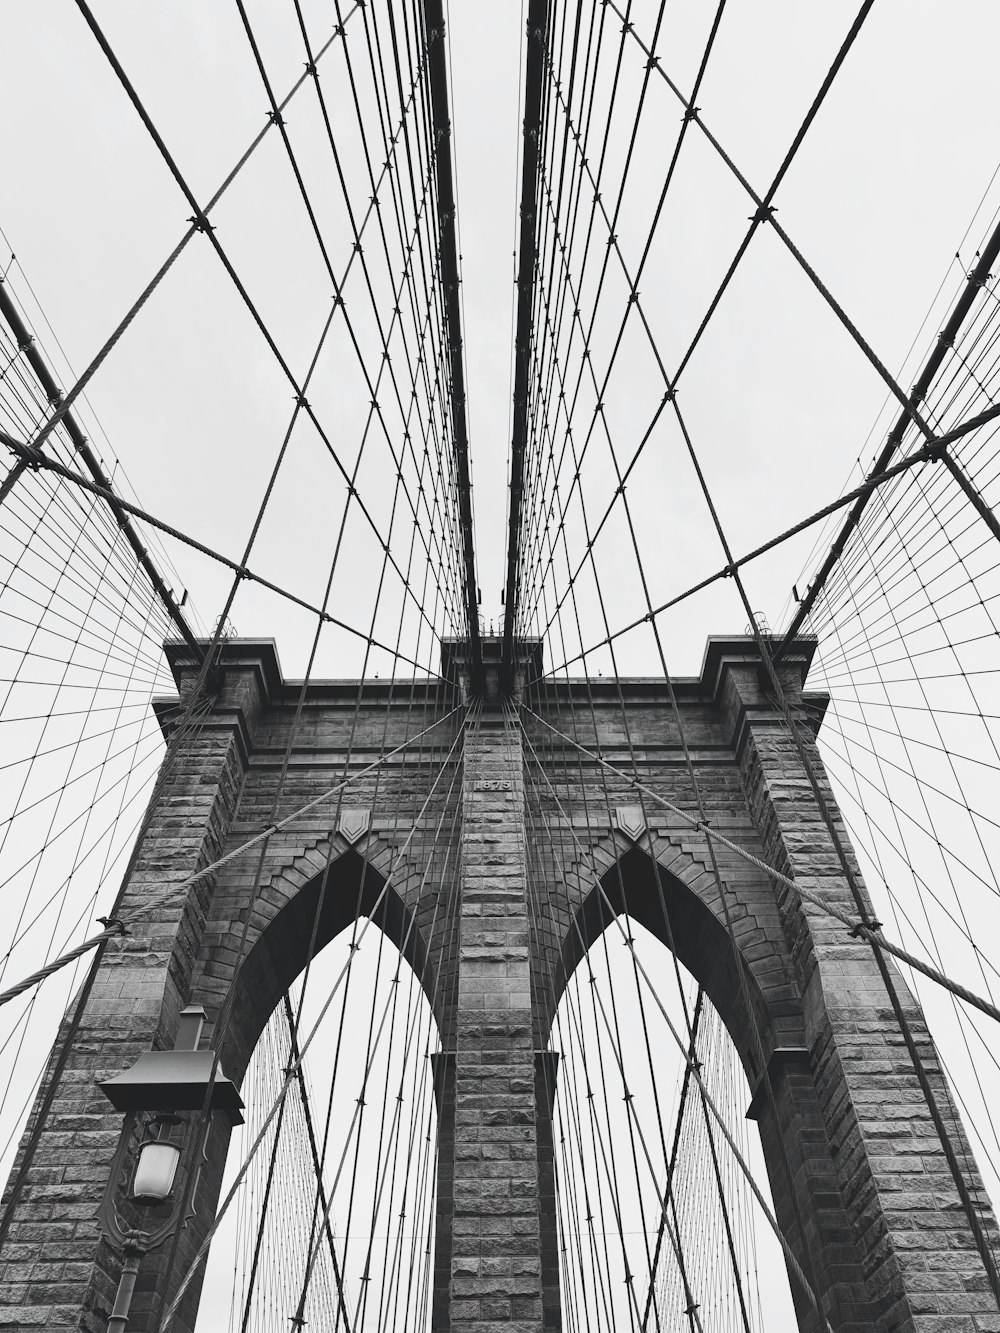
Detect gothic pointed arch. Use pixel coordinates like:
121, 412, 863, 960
194, 829, 443, 1085
548, 830, 803, 1085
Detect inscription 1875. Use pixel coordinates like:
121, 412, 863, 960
473, 779, 512, 792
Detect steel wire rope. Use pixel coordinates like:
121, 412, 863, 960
0, 668, 221, 1250
809, 401, 1000, 621
605, 0, 930, 439
518, 743, 638, 1330
512, 0, 633, 624
832, 477, 997, 853
532, 440, 987, 677
0, 19, 461, 660
0, 532, 173, 980
198, 709, 471, 1331
244, 0, 469, 637
68, 0, 460, 659
0, 440, 454, 678
1, 6, 364, 478
153, 403, 466, 1329
305, 1, 474, 634
518, 699, 1000, 1024
504, 0, 626, 657
517, 469, 757, 1332
512, 223, 845, 1320
515, 717, 708, 1333
517, 630, 763, 1331
519, 615, 623, 1331
0, 551, 162, 1169
655, 358, 1000, 1297
515, 710, 836, 1330
158, 714, 471, 1329
239, 575, 462, 1332
806, 695, 1000, 1130
0, 694, 465, 1013
514, 0, 729, 631
640, 993, 706, 1333
0, 252, 194, 607
517, 21, 896, 657
367, 912, 441, 1333
525, 12, 997, 663
777, 162, 1000, 624
808, 438, 1000, 670
809, 526, 1000, 1178
283, 414, 447, 1329
0, 445, 179, 646
512, 613, 741, 1333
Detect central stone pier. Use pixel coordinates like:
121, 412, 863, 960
433, 713, 558, 1332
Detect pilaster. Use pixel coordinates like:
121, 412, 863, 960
444, 716, 556, 1332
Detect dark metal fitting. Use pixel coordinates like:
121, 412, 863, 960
188, 214, 215, 234
304, 61, 317, 76
295, 395, 309, 409
750, 204, 775, 223
682, 106, 700, 123
849, 918, 882, 938
646, 55, 660, 70
97, 916, 128, 937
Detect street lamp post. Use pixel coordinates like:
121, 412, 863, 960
97, 1005, 244, 1332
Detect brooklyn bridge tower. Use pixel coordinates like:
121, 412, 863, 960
0, 4, 999, 1332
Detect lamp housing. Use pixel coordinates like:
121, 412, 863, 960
132, 1139, 180, 1204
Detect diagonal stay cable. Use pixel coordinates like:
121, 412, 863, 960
518, 701, 1000, 1027
68, 0, 448, 653
605, 0, 931, 438
0, 433, 437, 674
8, 4, 361, 468
0, 700, 465, 1011
234, 0, 468, 638
158, 711, 471, 1329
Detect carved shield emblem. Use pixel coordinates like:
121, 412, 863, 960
613, 805, 646, 842
338, 807, 371, 846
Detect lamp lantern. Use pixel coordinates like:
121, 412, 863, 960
96, 1005, 244, 1331
131, 1123, 181, 1204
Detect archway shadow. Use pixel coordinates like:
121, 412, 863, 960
217, 846, 435, 1085
554, 843, 787, 1088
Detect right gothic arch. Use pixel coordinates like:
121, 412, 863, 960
552, 839, 875, 1332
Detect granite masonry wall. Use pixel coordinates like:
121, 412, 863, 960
0, 636, 996, 1332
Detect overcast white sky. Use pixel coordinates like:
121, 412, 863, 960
2, 2, 999, 678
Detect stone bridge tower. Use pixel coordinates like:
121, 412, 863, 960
0, 635, 996, 1332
